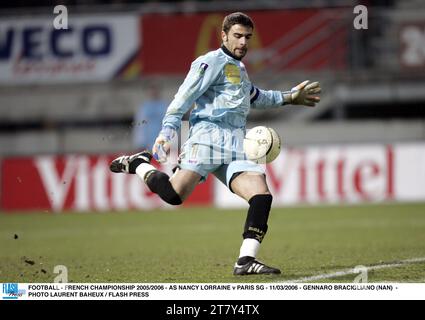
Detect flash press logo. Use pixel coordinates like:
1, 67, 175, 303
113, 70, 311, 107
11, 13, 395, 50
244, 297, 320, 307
2, 283, 26, 299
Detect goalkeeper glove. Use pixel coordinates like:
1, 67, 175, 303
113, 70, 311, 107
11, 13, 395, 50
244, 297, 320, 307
152, 126, 176, 163
283, 80, 321, 107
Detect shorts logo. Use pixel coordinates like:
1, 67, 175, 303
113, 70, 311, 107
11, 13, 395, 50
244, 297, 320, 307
224, 64, 241, 84
190, 144, 199, 159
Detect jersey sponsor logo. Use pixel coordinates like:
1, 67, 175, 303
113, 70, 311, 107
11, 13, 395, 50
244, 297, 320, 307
224, 63, 241, 84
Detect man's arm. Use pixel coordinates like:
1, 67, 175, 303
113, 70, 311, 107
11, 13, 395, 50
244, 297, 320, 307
161, 58, 221, 131
251, 80, 321, 109
152, 56, 221, 161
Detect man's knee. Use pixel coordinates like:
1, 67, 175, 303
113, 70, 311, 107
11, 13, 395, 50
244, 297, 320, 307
146, 171, 182, 205
230, 172, 270, 201
169, 168, 202, 202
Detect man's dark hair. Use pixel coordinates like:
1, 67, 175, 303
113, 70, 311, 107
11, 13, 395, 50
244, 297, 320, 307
222, 12, 254, 34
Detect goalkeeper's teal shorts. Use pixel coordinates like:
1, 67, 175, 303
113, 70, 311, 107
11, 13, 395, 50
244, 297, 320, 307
178, 121, 265, 188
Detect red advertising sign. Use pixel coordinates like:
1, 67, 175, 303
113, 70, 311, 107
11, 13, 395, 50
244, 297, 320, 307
1, 155, 212, 212
214, 144, 425, 208
3, 144, 425, 212
140, 9, 348, 75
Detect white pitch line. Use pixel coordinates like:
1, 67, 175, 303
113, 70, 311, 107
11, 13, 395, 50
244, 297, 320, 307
282, 257, 425, 283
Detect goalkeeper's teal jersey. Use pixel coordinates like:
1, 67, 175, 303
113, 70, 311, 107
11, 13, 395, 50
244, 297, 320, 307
162, 46, 285, 131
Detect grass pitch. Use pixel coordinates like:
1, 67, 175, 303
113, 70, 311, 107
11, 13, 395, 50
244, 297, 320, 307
1, 203, 425, 283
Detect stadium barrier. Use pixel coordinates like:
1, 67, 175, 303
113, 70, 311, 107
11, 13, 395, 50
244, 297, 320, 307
0, 155, 212, 212
1, 143, 425, 212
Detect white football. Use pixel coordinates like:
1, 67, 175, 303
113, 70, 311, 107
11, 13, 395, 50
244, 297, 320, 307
243, 126, 282, 163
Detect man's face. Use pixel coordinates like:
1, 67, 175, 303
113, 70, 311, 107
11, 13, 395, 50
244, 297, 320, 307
222, 24, 253, 59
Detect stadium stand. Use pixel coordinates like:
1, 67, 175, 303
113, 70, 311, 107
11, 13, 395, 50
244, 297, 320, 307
0, 0, 424, 156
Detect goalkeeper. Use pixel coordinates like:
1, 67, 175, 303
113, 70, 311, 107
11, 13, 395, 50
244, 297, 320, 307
110, 12, 321, 275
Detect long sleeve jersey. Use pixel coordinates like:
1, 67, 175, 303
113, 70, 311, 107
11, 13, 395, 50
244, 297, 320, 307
162, 46, 285, 132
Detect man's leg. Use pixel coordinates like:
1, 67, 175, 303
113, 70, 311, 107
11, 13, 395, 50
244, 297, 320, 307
230, 171, 280, 275
145, 168, 201, 203
109, 151, 201, 204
